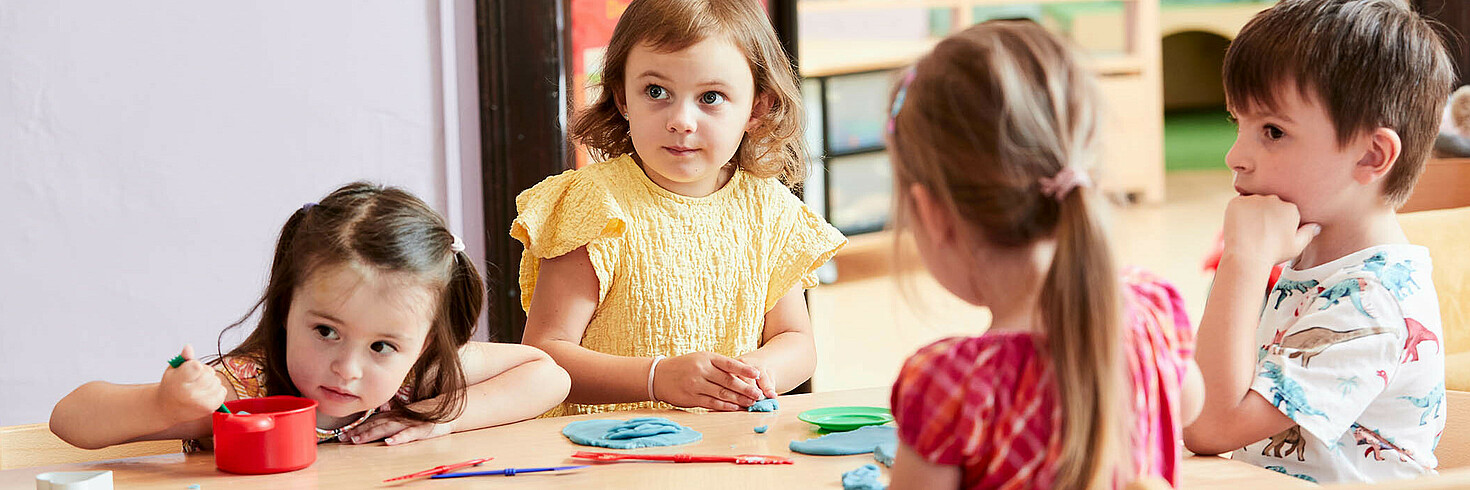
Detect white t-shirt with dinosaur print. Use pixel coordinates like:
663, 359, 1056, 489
1233, 245, 1444, 484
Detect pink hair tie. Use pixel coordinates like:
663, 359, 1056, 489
1038, 166, 1091, 201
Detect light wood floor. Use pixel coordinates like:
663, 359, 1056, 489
808, 169, 1235, 391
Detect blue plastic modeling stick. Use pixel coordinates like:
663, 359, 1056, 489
431, 465, 590, 478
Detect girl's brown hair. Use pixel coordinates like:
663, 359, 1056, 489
215, 181, 484, 424
567, 0, 808, 187
887, 21, 1124, 488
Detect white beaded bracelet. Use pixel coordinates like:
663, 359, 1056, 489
647, 355, 667, 402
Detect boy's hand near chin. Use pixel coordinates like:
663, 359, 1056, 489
1222, 195, 1320, 266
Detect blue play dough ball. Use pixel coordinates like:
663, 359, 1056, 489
789, 425, 897, 456
563, 417, 702, 449
747, 398, 780, 412
842, 463, 887, 490
753, 425, 769, 433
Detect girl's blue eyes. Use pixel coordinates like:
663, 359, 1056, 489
643, 84, 726, 105
313, 324, 398, 354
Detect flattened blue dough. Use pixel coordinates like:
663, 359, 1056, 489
842, 464, 887, 490
563, 417, 702, 449
789, 425, 897, 456
873, 440, 897, 467
747, 398, 780, 412
604, 417, 681, 439
753, 425, 769, 433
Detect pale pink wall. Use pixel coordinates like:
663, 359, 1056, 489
0, 0, 485, 425
799, 7, 931, 40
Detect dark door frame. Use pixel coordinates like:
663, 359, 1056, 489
1417, 0, 1469, 85
476, 0, 573, 343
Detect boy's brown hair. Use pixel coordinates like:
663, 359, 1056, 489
1223, 0, 1455, 207
567, 0, 808, 187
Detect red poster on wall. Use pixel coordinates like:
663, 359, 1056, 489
568, 0, 771, 167
569, 0, 632, 168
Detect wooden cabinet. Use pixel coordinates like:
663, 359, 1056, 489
1402, 158, 1470, 213
798, 0, 1166, 240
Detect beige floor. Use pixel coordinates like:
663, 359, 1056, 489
808, 169, 1235, 391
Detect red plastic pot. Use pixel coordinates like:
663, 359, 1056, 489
213, 396, 318, 474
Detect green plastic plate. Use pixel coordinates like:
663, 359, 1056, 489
797, 406, 894, 432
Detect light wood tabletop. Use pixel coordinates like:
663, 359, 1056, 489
0, 388, 1312, 489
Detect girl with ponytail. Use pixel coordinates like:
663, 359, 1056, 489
884, 21, 1203, 489
51, 182, 570, 451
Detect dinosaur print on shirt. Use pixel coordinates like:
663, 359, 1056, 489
1401, 317, 1440, 364
1276, 326, 1392, 367
1273, 278, 1321, 309
1362, 253, 1420, 301
1260, 361, 1328, 420
1234, 245, 1443, 483
1318, 278, 1373, 318
1398, 382, 1444, 426
1263, 425, 1307, 462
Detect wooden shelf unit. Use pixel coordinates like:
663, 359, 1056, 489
796, 0, 1165, 243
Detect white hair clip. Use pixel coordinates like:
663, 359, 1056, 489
450, 233, 465, 253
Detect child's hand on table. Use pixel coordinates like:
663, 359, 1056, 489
736, 355, 780, 401
342, 415, 451, 446
652, 352, 764, 411
156, 344, 228, 423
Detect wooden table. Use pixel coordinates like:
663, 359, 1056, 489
0, 388, 1310, 489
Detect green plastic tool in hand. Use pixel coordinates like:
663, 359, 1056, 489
168, 354, 232, 414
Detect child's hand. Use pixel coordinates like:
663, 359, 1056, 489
652, 352, 764, 411
1221, 195, 1320, 266
156, 344, 228, 423
341, 414, 451, 446
736, 355, 780, 401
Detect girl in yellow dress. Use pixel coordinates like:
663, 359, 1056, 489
515, 0, 845, 416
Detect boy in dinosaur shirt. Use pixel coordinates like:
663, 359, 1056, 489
1183, 0, 1453, 484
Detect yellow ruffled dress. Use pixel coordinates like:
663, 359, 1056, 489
511, 154, 846, 416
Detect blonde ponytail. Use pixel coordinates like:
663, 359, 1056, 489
1040, 189, 1124, 489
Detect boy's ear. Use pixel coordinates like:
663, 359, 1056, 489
746, 92, 773, 132
908, 183, 958, 251
1354, 127, 1401, 185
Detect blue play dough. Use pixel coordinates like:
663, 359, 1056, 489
789, 425, 897, 456
563, 417, 702, 449
747, 398, 780, 412
842, 464, 887, 490
604, 418, 681, 440
873, 440, 897, 467
753, 425, 769, 433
